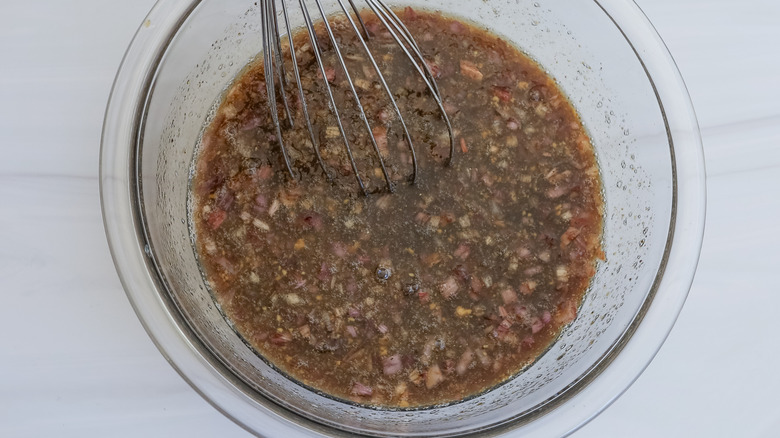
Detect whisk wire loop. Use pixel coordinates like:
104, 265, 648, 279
279, 0, 331, 179
335, 0, 420, 185
365, 0, 456, 164
298, 0, 369, 194
261, 0, 296, 178
313, 0, 395, 193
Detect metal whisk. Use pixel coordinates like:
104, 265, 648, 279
260, 0, 454, 194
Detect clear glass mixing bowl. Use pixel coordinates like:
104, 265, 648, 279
100, 0, 706, 436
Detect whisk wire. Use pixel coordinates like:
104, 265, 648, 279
262, 0, 296, 178
270, 0, 295, 127
335, 0, 419, 184
280, 0, 331, 179
298, 0, 369, 194
313, 0, 395, 193
346, 0, 370, 40
365, 0, 456, 164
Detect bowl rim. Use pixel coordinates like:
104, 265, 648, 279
100, 0, 706, 436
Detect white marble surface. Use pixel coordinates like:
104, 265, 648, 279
1, 1, 778, 437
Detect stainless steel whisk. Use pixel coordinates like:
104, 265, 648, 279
260, 0, 455, 194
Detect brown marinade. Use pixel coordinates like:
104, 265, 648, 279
191, 8, 603, 407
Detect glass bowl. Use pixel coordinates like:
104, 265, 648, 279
100, 0, 706, 436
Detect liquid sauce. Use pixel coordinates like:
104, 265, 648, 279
192, 8, 603, 407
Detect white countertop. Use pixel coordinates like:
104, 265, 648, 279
2, 1, 778, 437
